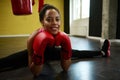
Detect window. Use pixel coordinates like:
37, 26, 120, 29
70, 0, 90, 24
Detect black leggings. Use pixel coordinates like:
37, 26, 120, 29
0, 48, 101, 72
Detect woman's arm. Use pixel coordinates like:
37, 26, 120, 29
27, 29, 40, 68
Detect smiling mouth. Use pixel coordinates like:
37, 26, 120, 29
51, 27, 59, 31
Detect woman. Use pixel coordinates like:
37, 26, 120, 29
27, 4, 72, 77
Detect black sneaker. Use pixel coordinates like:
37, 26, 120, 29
101, 39, 110, 57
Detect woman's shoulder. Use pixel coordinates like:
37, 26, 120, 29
38, 28, 45, 32
59, 31, 68, 36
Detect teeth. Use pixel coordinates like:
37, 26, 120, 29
52, 27, 57, 30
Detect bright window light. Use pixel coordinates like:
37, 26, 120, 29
70, 0, 90, 24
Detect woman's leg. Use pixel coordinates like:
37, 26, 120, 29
0, 49, 28, 72
72, 39, 111, 59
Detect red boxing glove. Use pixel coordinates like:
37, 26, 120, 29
32, 31, 54, 65
54, 32, 72, 60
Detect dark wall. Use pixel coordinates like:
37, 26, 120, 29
89, 0, 103, 37
117, 0, 120, 39
64, 0, 70, 34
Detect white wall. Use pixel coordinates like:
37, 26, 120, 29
70, 18, 89, 37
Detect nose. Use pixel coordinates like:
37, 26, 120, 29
52, 19, 57, 24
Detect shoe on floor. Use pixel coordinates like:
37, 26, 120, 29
101, 39, 111, 57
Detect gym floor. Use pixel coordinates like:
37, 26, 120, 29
0, 36, 120, 80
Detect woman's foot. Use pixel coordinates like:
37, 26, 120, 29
101, 39, 111, 57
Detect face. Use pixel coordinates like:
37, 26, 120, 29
42, 9, 60, 35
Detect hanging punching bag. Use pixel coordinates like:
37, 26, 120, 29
11, 0, 32, 15
38, 0, 44, 12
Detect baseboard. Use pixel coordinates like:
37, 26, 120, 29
0, 34, 30, 38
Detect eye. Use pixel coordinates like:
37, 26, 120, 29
56, 18, 60, 22
46, 18, 51, 22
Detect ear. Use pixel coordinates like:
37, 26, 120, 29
41, 20, 44, 26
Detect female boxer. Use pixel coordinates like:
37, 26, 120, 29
27, 4, 111, 77
27, 4, 72, 77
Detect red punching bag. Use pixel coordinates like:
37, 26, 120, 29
11, 0, 32, 15
38, 0, 44, 12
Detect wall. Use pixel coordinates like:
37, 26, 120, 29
117, 0, 120, 39
0, 0, 64, 36
89, 0, 102, 37
102, 0, 118, 39
70, 18, 89, 37
0, 0, 64, 57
